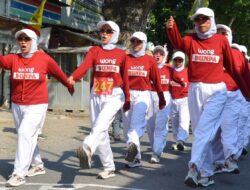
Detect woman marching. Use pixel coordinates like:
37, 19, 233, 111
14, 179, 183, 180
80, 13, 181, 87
212, 24, 245, 174
0, 28, 74, 187
147, 45, 172, 164
123, 32, 166, 168
166, 7, 250, 187
67, 20, 130, 179
170, 51, 190, 151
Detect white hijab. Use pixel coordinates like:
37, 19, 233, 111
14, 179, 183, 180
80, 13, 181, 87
172, 51, 185, 72
195, 16, 217, 39
216, 24, 233, 45
153, 45, 168, 69
15, 29, 38, 58
97, 21, 120, 50
130, 31, 147, 57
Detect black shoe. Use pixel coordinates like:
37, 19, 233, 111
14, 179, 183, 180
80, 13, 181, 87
241, 148, 248, 156
177, 141, 184, 151
125, 143, 138, 162
76, 147, 91, 169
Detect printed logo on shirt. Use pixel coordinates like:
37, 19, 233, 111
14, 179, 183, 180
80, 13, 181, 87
13, 72, 40, 80
198, 49, 215, 55
100, 59, 117, 64
161, 79, 169, 84
128, 70, 147, 77
160, 76, 169, 84
170, 81, 182, 87
18, 67, 35, 72
192, 54, 220, 63
131, 66, 144, 70
95, 65, 120, 73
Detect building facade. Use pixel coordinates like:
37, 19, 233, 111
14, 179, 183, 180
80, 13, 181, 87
0, 0, 104, 111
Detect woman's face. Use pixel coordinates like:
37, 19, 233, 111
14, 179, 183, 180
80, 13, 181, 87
217, 28, 229, 40
153, 50, 165, 64
173, 57, 184, 68
17, 34, 32, 54
130, 38, 143, 52
99, 24, 113, 45
194, 15, 211, 33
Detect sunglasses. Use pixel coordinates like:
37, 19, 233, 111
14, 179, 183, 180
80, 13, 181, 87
100, 29, 114, 34
194, 16, 210, 22
130, 38, 142, 44
173, 58, 183, 62
17, 36, 31, 42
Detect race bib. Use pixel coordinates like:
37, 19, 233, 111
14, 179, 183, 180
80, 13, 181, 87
161, 78, 169, 84
93, 77, 114, 95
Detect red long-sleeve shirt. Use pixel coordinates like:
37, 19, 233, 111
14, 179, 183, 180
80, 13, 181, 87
0, 51, 71, 105
152, 64, 172, 92
170, 68, 189, 99
166, 22, 250, 98
71, 46, 130, 101
223, 48, 243, 91
126, 54, 163, 93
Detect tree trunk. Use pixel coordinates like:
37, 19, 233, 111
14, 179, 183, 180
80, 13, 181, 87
102, 0, 157, 46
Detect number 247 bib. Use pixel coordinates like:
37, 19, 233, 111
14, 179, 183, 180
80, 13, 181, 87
93, 77, 114, 95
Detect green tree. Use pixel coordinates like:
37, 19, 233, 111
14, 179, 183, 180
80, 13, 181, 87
210, 0, 250, 49
148, 0, 250, 52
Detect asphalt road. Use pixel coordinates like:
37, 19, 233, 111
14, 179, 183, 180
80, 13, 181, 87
0, 108, 249, 190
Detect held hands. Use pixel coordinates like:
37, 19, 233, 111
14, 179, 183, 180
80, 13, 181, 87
158, 92, 166, 110
68, 85, 75, 96
123, 101, 130, 112
165, 16, 174, 29
67, 76, 75, 95
67, 76, 76, 85
180, 80, 187, 87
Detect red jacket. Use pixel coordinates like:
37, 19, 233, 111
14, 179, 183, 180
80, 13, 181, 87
71, 46, 130, 101
170, 68, 189, 99
166, 22, 250, 98
0, 51, 71, 105
152, 64, 172, 92
126, 54, 163, 93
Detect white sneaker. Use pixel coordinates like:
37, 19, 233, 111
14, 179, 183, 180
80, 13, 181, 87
125, 158, 142, 168
184, 168, 198, 188
27, 165, 46, 177
198, 176, 215, 187
97, 170, 115, 179
171, 143, 177, 150
6, 174, 26, 187
222, 157, 240, 174
76, 146, 91, 169
150, 153, 160, 164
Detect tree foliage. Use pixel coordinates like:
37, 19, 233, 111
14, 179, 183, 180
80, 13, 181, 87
102, 0, 250, 52
147, 0, 250, 52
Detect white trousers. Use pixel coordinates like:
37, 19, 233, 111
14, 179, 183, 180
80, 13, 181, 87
236, 98, 250, 158
12, 103, 48, 178
188, 82, 227, 177
84, 87, 124, 171
123, 90, 151, 160
171, 97, 190, 143
212, 90, 243, 164
147, 91, 172, 156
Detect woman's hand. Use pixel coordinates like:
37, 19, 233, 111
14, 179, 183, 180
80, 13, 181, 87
67, 76, 76, 85
123, 101, 130, 112
166, 16, 174, 29
68, 85, 75, 96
